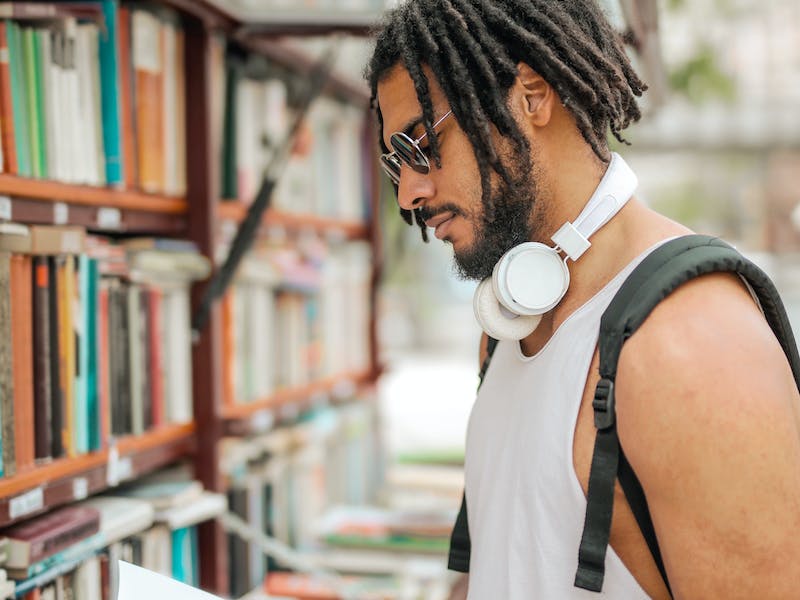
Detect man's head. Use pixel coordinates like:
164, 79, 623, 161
367, 0, 646, 280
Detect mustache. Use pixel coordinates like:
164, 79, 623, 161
416, 203, 467, 225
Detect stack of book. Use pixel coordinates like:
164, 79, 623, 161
0, 1, 186, 195
0, 465, 224, 598
0, 224, 210, 475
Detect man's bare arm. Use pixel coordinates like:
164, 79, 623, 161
617, 273, 800, 599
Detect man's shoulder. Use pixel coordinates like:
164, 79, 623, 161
613, 268, 797, 471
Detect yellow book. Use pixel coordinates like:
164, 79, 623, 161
58, 256, 76, 457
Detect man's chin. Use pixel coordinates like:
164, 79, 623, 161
452, 248, 496, 281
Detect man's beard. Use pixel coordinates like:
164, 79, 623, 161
452, 157, 539, 281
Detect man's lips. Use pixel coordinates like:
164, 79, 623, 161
422, 211, 457, 240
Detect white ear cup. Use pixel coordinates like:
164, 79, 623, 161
493, 242, 570, 315
473, 278, 543, 341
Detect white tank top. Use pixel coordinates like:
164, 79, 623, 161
464, 245, 665, 600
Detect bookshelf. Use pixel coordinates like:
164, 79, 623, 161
0, 424, 195, 526
0, 1, 382, 597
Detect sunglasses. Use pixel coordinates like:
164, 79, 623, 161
380, 110, 453, 186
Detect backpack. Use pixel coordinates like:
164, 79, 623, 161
447, 234, 800, 596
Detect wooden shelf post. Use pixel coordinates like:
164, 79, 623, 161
184, 15, 228, 595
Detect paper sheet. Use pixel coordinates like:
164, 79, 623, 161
117, 561, 224, 600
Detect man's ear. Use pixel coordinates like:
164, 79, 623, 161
515, 62, 554, 127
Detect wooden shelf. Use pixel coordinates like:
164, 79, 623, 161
221, 370, 374, 422
0, 175, 188, 234
0, 423, 196, 528
217, 201, 369, 240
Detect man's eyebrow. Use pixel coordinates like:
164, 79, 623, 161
400, 115, 424, 138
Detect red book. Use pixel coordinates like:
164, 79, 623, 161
147, 288, 164, 426
117, 6, 137, 190
10, 255, 35, 471
0, 22, 16, 174
1, 505, 100, 569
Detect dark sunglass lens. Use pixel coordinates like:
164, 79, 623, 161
390, 134, 429, 173
380, 154, 401, 184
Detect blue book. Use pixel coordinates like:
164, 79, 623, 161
170, 526, 199, 587
87, 259, 100, 451
97, 0, 124, 186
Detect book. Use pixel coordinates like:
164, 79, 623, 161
117, 5, 136, 189
0, 251, 15, 477
0, 505, 99, 569
9, 254, 34, 471
46, 256, 63, 459
6, 20, 29, 177
31, 256, 51, 461
98, 0, 123, 186
116, 478, 202, 511
0, 21, 16, 174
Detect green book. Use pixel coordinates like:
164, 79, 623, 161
6, 21, 30, 178
32, 29, 48, 179
21, 27, 42, 178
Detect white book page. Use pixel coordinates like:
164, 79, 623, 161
117, 561, 223, 600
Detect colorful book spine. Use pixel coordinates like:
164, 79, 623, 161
74, 254, 89, 455
86, 259, 100, 451
98, 0, 123, 186
6, 20, 29, 177
32, 256, 51, 461
10, 254, 34, 471
0, 21, 17, 173
47, 256, 63, 459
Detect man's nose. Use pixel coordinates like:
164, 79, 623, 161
396, 166, 435, 211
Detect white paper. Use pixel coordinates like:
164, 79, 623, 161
117, 561, 223, 600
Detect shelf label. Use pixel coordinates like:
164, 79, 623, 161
0, 196, 11, 221
73, 477, 89, 501
9, 487, 44, 520
53, 202, 69, 225
97, 207, 122, 229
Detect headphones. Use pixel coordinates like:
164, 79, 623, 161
473, 153, 638, 341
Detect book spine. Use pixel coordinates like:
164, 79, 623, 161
127, 284, 142, 435
148, 288, 164, 427
74, 254, 89, 455
86, 259, 100, 451
31, 25, 46, 178
0, 21, 16, 173
32, 256, 51, 461
47, 256, 63, 459
10, 254, 35, 471
117, 5, 135, 190
59, 256, 75, 457
96, 280, 110, 448
98, 0, 123, 186
6, 20, 30, 177
0, 250, 16, 477
20, 27, 41, 178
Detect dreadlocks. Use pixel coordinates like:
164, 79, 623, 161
366, 0, 647, 239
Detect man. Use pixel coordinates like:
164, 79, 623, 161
366, 1, 800, 599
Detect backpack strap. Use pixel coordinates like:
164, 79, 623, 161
575, 234, 800, 593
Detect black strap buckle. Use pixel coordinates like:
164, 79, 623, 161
592, 378, 616, 430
